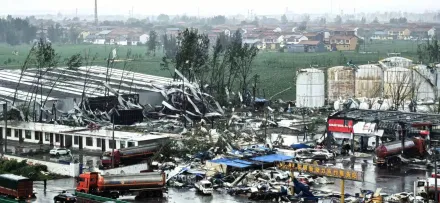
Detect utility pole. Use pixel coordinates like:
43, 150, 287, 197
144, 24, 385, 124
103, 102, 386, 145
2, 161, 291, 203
3, 103, 7, 155
111, 111, 115, 168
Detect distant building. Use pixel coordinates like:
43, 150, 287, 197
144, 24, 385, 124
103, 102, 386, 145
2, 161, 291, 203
329, 35, 358, 51
298, 40, 326, 53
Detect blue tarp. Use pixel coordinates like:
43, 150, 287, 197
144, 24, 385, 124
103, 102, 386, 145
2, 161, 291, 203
290, 143, 312, 150
251, 154, 294, 163
209, 158, 253, 168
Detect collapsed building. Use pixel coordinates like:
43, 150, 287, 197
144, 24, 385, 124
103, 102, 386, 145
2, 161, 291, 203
0, 66, 224, 126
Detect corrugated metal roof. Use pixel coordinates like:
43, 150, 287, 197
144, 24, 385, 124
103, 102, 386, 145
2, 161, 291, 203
209, 158, 253, 168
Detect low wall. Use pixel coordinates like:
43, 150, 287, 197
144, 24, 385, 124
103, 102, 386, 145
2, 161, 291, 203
2, 154, 80, 177
99, 163, 149, 175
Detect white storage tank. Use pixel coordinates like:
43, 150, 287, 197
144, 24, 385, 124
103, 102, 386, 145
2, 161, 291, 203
379, 57, 413, 69
412, 65, 436, 101
355, 64, 383, 98
383, 67, 412, 101
327, 66, 355, 103
296, 68, 325, 108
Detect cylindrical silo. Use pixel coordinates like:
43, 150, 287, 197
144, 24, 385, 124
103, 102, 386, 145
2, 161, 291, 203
327, 66, 355, 103
355, 64, 383, 98
383, 67, 412, 101
412, 64, 436, 101
379, 57, 413, 69
296, 68, 325, 108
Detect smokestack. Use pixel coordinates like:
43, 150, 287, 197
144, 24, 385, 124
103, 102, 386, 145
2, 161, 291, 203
95, 0, 98, 26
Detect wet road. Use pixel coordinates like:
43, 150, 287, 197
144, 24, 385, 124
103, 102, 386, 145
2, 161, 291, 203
33, 157, 432, 203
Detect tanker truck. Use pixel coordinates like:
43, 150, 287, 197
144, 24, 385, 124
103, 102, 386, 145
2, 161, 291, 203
76, 172, 165, 199
374, 137, 425, 168
100, 143, 160, 169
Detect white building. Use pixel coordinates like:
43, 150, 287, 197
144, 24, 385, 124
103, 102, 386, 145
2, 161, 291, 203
0, 121, 174, 151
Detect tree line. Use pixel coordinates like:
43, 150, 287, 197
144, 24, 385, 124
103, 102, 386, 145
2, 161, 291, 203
0, 15, 37, 45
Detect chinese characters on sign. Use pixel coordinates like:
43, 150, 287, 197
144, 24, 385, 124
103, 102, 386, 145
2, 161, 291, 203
277, 162, 363, 182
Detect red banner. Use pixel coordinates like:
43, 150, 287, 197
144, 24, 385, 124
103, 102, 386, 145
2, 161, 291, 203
328, 119, 353, 133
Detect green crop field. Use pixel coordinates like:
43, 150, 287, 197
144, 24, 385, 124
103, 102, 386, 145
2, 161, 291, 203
0, 40, 422, 100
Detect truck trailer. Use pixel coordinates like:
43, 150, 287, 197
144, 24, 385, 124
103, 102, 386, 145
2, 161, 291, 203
76, 172, 165, 199
0, 174, 34, 200
374, 137, 425, 168
100, 143, 160, 169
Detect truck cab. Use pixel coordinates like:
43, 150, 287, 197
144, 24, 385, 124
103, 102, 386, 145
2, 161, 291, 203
195, 180, 213, 195
100, 151, 121, 168
76, 172, 99, 194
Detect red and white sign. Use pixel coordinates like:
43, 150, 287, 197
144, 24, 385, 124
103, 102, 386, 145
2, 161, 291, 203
328, 119, 353, 133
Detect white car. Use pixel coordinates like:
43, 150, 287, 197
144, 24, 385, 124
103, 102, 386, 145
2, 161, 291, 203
265, 167, 291, 178
265, 170, 289, 181
50, 148, 71, 156
311, 149, 335, 160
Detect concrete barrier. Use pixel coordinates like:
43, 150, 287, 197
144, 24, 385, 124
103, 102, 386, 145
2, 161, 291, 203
98, 163, 149, 175
1, 154, 80, 177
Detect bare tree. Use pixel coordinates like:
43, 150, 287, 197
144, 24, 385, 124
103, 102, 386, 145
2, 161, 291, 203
385, 70, 414, 110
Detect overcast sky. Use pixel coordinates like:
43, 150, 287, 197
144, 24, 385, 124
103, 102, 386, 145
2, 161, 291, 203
0, 0, 438, 16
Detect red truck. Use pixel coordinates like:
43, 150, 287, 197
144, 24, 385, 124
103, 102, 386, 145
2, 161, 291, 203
0, 174, 34, 200
76, 172, 166, 199
100, 143, 160, 169
375, 137, 425, 168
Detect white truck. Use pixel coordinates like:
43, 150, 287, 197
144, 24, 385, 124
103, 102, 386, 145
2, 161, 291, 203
194, 180, 213, 195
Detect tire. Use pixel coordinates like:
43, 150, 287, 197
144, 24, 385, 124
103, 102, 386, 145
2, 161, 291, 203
56, 153, 59, 156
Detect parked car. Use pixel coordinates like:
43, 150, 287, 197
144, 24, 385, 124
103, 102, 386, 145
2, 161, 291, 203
54, 191, 76, 203
50, 148, 71, 156
311, 149, 336, 160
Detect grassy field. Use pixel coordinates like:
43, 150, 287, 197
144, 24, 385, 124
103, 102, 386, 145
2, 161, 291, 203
0, 40, 422, 100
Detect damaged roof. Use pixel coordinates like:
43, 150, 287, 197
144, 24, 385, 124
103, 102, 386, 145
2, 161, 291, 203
251, 154, 294, 163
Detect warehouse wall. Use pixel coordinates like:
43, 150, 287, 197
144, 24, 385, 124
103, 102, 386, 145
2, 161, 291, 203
2, 154, 80, 177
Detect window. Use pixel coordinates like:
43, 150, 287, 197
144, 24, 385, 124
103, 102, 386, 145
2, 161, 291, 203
55, 134, 60, 142
128, 142, 135, 148
74, 136, 79, 145
120, 141, 126, 149
25, 130, 31, 139
14, 130, 19, 138
86, 137, 93, 147
6, 128, 11, 137
109, 140, 116, 149
45, 133, 50, 141
35, 131, 41, 141
0, 127, 2, 137
97, 138, 102, 147
345, 40, 349, 44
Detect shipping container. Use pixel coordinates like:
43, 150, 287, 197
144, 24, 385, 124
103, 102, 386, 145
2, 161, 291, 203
0, 174, 33, 199
355, 64, 383, 98
327, 66, 355, 103
295, 68, 325, 108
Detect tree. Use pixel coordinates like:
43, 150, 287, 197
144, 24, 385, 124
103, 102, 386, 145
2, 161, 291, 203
162, 34, 178, 59
147, 30, 158, 56
319, 17, 326, 25
298, 21, 307, 31
175, 28, 210, 83
385, 70, 415, 111
334, 15, 342, 25
157, 14, 170, 23
210, 15, 226, 25
69, 26, 80, 44
390, 17, 407, 24
303, 14, 310, 22
281, 14, 288, 24
360, 17, 366, 24
372, 17, 379, 24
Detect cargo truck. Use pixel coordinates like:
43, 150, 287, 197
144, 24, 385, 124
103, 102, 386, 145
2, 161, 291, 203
100, 143, 160, 169
76, 172, 166, 199
374, 137, 425, 168
0, 174, 34, 200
